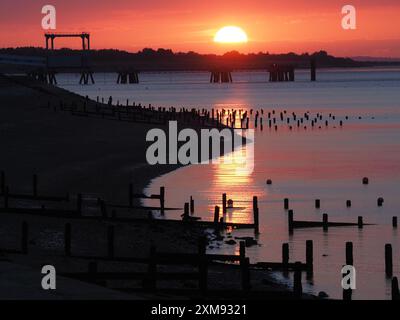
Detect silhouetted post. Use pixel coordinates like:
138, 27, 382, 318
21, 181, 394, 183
393, 216, 397, 228
346, 242, 353, 265
240, 241, 246, 261
160, 186, 165, 215
241, 257, 251, 291
346, 200, 352, 207
306, 240, 313, 271
21, 221, 28, 254
129, 183, 133, 207
343, 287, 352, 300
65, 223, 71, 256
198, 237, 208, 294
323, 213, 328, 231
222, 193, 227, 214
385, 244, 393, 276
77, 193, 82, 216
33, 174, 38, 197
107, 225, 114, 259
310, 59, 316, 81
284, 198, 289, 210
315, 199, 320, 209
190, 196, 194, 214
293, 262, 302, 298
377, 197, 384, 207
0, 171, 4, 195
392, 277, 400, 300
253, 196, 259, 234
357, 216, 363, 229
288, 209, 294, 234
213, 206, 220, 230
282, 243, 289, 267
4, 186, 9, 209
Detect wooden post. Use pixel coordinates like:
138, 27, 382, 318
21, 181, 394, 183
160, 186, 165, 215
315, 199, 320, 209
306, 240, 313, 271
198, 237, 208, 294
288, 209, 294, 234
222, 193, 227, 214
282, 243, 289, 267
346, 242, 353, 265
393, 216, 398, 228
21, 221, 28, 254
65, 223, 71, 256
129, 183, 133, 207
293, 262, 302, 298
392, 277, 400, 300
346, 200, 352, 207
213, 206, 220, 225
107, 225, 115, 259
33, 174, 38, 197
253, 196, 259, 234
323, 213, 328, 231
190, 195, 194, 214
240, 241, 246, 261
385, 244, 393, 276
77, 193, 82, 216
357, 216, 363, 229
310, 59, 316, 81
284, 198, 289, 210
241, 257, 251, 291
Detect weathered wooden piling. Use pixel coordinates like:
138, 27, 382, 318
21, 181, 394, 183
306, 240, 313, 271
323, 213, 328, 231
213, 206, 220, 226
310, 59, 316, 81
160, 186, 165, 215
393, 216, 398, 228
362, 177, 369, 185
392, 277, 400, 300
266, 179, 272, 185
377, 197, 384, 207
315, 199, 320, 209
293, 262, 303, 298
222, 193, 227, 214
253, 196, 259, 234
358, 216, 363, 228
385, 244, 393, 276
21, 221, 28, 254
288, 209, 294, 234
65, 223, 71, 256
346, 200, 352, 207
107, 225, 115, 259
190, 196, 194, 214
346, 242, 353, 265
240, 241, 246, 261
282, 243, 289, 266
284, 198, 289, 210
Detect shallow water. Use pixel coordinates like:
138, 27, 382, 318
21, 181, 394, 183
58, 68, 400, 299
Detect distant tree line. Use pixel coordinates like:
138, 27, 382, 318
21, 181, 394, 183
0, 47, 392, 71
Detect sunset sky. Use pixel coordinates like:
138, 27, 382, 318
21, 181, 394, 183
1, 0, 400, 57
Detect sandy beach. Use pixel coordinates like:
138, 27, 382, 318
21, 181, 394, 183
0, 74, 300, 299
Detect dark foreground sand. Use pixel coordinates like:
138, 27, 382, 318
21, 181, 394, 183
0, 74, 307, 299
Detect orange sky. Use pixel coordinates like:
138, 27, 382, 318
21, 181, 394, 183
1, 0, 400, 57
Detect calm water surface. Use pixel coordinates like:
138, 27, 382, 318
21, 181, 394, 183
59, 68, 400, 299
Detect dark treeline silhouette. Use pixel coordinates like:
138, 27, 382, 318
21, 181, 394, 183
0, 47, 395, 71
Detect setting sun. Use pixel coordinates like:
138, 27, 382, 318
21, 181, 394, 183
214, 26, 248, 43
